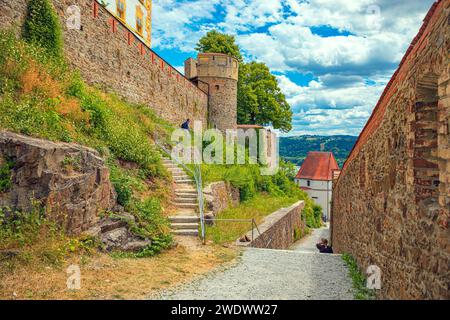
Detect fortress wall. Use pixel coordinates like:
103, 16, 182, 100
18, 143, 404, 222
332, 0, 449, 300
0, 0, 208, 126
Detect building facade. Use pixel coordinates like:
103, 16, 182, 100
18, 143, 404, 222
295, 152, 340, 221
102, 0, 152, 46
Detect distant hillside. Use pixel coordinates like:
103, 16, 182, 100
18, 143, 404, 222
279, 135, 358, 168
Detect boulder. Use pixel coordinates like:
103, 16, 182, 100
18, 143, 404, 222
0, 131, 116, 234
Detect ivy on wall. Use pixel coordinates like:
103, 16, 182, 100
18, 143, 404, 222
23, 0, 63, 58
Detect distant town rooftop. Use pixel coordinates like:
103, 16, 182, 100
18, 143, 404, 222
295, 152, 339, 181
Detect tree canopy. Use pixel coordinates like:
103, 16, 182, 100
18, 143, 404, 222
195, 30, 242, 61
238, 62, 292, 132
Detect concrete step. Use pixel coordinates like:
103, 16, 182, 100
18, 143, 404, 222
171, 223, 199, 230
169, 216, 199, 223
172, 229, 199, 237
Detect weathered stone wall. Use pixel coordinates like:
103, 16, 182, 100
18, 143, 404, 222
239, 201, 305, 250
332, 0, 450, 300
0, 0, 208, 127
203, 181, 239, 216
0, 131, 116, 234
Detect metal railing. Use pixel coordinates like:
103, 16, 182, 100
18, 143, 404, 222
207, 218, 263, 247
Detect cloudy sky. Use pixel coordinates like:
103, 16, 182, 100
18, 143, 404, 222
151, 0, 436, 136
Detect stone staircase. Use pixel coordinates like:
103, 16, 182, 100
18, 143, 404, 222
162, 157, 200, 237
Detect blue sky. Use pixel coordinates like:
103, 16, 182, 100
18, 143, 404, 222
151, 0, 436, 136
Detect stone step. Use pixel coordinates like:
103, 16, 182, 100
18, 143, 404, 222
174, 197, 197, 204
174, 179, 194, 184
175, 193, 198, 199
174, 203, 198, 209
172, 172, 192, 180
171, 223, 199, 230
172, 229, 199, 237
169, 216, 200, 223
175, 188, 197, 193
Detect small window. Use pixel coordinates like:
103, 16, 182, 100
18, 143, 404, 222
136, 5, 144, 35
307, 180, 311, 187
117, 0, 126, 21
215, 85, 220, 91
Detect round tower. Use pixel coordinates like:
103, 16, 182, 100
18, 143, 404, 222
186, 53, 239, 131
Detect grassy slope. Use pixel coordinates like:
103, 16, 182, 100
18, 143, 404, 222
0, 31, 177, 259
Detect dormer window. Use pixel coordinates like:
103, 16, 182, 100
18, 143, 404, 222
117, 0, 126, 21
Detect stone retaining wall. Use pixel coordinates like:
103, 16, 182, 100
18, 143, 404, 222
239, 201, 305, 250
203, 181, 240, 216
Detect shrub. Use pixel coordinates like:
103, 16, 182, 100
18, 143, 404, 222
342, 254, 377, 300
23, 0, 63, 58
0, 159, 14, 193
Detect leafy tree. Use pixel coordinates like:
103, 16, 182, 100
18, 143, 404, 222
238, 62, 292, 132
23, 0, 63, 58
195, 30, 242, 61
196, 32, 293, 132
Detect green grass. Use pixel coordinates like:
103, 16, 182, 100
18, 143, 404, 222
206, 194, 300, 244
342, 253, 377, 300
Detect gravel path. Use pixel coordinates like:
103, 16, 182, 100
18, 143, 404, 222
151, 245, 354, 300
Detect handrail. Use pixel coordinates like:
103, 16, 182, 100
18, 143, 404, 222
154, 134, 206, 244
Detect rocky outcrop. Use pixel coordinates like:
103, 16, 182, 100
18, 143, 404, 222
203, 181, 239, 217
86, 213, 152, 252
0, 131, 116, 234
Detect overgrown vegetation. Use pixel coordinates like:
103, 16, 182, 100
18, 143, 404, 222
23, 0, 63, 58
0, 26, 175, 259
0, 158, 14, 193
201, 160, 322, 229
342, 253, 377, 300
206, 194, 300, 244
0, 204, 96, 276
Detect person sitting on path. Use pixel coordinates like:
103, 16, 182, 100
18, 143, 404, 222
316, 238, 333, 254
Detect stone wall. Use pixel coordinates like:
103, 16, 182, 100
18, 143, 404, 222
239, 201, 305, 250
332, 0, 450, 300
203, 181, 239, 216
0, 0, 208, 127
0, 131, 116, 234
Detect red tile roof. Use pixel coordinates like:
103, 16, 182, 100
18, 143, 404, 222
295, 152, 340, 181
